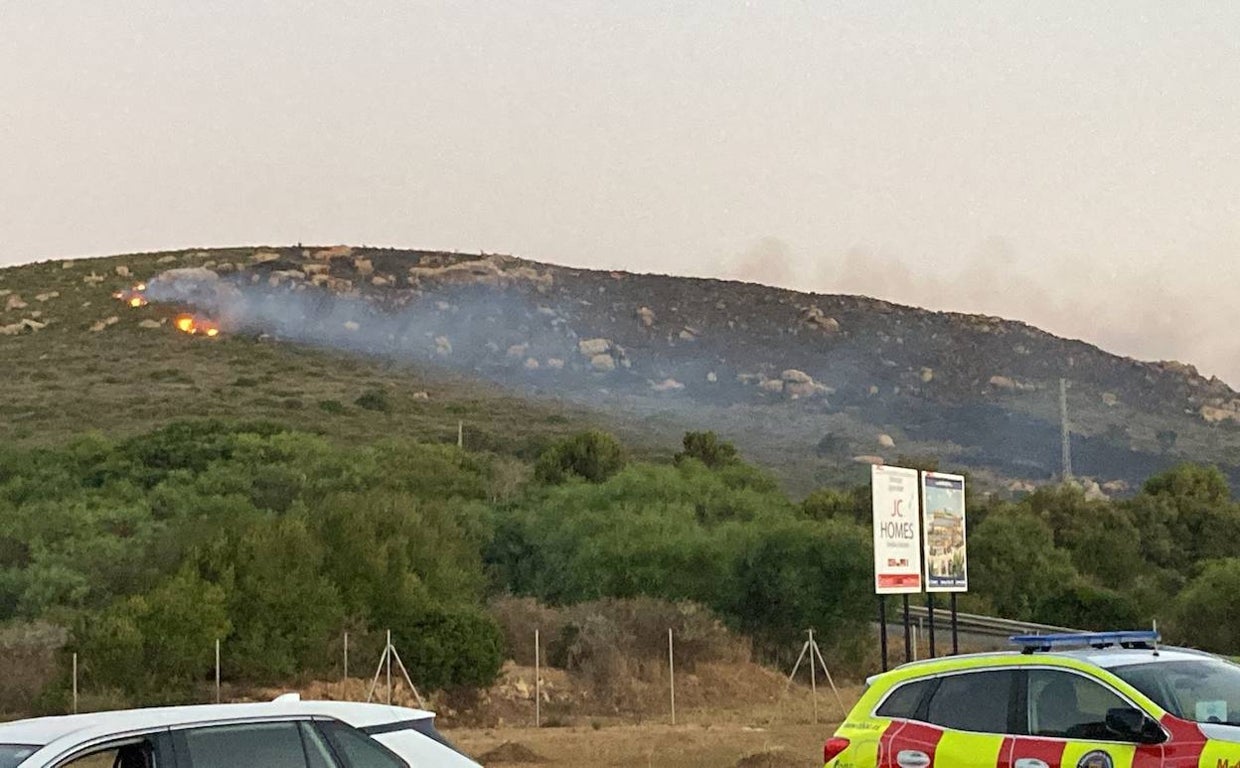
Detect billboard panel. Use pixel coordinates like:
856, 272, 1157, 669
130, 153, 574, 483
871, 465, 922, 594
922, 472, 968, 592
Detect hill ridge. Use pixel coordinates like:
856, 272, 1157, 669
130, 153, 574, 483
4, 245, 1239, 493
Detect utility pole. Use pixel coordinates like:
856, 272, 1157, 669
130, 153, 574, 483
1060, 378, 1073, 482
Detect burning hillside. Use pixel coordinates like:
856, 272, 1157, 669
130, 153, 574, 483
110, 280, 222, 338
8, 244, 1240, 493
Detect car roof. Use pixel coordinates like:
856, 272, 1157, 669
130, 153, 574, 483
0, 700, 433, 749
872, 645, 1218, 684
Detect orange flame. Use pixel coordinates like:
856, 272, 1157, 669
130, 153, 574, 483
114, 284, 148, 308
173, 313, 221, 338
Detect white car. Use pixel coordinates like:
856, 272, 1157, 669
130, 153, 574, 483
0, 697, 480, 768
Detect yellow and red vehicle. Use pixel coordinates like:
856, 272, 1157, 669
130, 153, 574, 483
825, 631, 1240, 768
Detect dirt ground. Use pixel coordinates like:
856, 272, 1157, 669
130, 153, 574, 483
444, 720, 833, 768
440, 684, 856, 768
254, 658, 863, 767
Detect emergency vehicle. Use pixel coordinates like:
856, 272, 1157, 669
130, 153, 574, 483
825, 631, 1240, 768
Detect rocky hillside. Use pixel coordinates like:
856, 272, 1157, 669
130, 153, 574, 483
4, 245, 1239, 495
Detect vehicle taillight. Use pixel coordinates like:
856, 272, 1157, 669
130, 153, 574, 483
824, 737, 850, 763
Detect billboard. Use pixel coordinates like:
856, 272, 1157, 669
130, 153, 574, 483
871, 465, 922, 594
922, 472, 968, 592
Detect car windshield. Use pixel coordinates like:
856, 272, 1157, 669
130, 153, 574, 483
0, 745, 39, 768
1112, 658, 1240, 724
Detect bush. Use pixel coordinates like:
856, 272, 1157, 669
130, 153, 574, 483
1033, 580, 1141, 630
74, 568, 231, 700
488, 596, 566, 666
1173, 559, 1240, 653
195, 516, 344, 682
355, 388, 391, 412
675, 432, 738, 468
533, 431, 626, 484
389, 606, 504, 691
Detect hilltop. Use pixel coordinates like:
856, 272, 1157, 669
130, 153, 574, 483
4, 245, 1239, 494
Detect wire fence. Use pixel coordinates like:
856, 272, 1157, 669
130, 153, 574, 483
41, 626, 858, 728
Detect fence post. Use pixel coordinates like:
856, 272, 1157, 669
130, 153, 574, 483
534, 629, 541, 728
808, 629, 818, 725
668, 628, 676, 726
72, 653, 78, 714
344, 632, 349, 680
215, 639, 221, 704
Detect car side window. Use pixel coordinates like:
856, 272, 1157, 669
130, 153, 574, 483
876, 678, 935, 719
316, 721, 407, 768
58, 740, 158, 768
1028, 669, 1132, 741
178, 722, 311, 768
925, 670, 1017, 734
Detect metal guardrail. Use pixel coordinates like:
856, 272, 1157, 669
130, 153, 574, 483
898, 605, 1084, 639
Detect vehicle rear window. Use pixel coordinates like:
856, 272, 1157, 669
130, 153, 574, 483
180, 722, 309, 768
925, 670, 1016, 734
876, 678, 935, 719
0, 745, 38, 768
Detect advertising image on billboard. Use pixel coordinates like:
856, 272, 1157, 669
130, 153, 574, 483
922, 472, 968, 592
871, 465, 922, 594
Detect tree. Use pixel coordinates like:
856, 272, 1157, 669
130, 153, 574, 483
721, 518, 872, 654
1131, 464, 1240, 567
1173, 559, 1240, 653
194, 516, 344, 681
1034, 580, 1141, 630
75, 568, 231, 700
1025, 485, 1140, 589
388, 606, 504, 691
800, 486, 868, 525
675, 432, 738, 468
968, 504, 1076, 621
533, 431, 626, 484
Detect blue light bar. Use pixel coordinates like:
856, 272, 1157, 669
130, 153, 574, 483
1010, 630, 1160, 653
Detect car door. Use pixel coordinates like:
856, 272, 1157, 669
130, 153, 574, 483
884, 668, 1018, 768
1003, 668, 1164, 768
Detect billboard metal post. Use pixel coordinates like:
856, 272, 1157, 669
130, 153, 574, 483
902, 595, 912, 664
878, 596, 888, 672
951, 593, 960, 654
927, 594, 936, 658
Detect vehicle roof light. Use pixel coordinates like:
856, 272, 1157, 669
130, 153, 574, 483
1009, 630, 1161, 654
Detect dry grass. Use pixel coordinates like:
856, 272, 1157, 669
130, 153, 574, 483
444, 677, 860, 768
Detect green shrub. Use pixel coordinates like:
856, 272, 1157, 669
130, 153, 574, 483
389, 606, 504, 691
533, 431, 626, 484
355, 388, 391, 412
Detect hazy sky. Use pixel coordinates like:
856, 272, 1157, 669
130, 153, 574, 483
4, 2, 1239, 382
